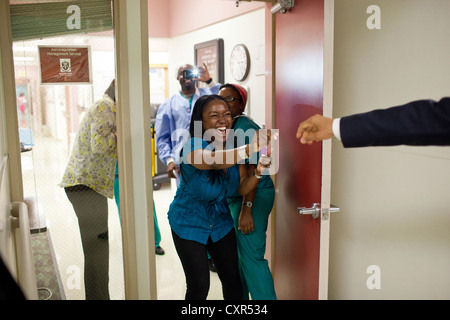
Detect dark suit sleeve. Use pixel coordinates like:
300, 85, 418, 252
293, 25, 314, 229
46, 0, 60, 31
340, 97, 450, 147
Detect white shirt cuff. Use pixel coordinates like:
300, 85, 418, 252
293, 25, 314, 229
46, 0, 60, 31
166, 157, 175, 165
332, 118, 342, 141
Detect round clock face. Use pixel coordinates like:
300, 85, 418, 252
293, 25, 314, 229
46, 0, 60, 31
230, 44, 250, 81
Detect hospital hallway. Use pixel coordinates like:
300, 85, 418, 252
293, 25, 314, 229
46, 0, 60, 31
2, 0, 450, 301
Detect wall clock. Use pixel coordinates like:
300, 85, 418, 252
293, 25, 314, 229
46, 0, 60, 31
230, 44, 250, 81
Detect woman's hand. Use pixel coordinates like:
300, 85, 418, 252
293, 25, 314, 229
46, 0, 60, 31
239, 206, 254, 234
255, 153, 272, 177
248, 129, 272, 155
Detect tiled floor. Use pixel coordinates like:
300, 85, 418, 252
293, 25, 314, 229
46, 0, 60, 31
23, 134, 222, 300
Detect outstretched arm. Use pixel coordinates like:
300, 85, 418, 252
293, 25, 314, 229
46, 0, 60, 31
296, 98, 450, 147
185, 130, 271, 170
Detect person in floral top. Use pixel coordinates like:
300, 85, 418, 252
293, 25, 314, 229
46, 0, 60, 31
59, 79, 116, 300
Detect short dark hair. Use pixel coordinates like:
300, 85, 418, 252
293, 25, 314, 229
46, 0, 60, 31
219, 83, 240, 97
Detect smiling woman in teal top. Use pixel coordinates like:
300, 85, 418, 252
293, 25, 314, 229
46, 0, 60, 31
169, 137, 240, 245
167, 95, 271, 300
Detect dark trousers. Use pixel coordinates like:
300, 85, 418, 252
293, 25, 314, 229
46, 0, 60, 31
65, 185, 109, 300
172, 229, 242, 300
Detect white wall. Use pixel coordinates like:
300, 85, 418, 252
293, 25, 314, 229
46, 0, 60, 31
330, 0, 450, 299
149, 37, 169, 65
168, 8, 266, 127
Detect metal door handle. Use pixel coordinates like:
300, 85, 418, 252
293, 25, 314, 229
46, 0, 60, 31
297, 203, 320, 219
322, 205, 340, 220
330, 205, 340, 214
297, 203, 340, 220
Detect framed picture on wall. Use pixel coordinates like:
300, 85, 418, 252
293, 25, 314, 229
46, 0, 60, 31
194, 39, 224, 88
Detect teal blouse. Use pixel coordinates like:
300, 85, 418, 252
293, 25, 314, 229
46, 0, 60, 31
167, 138, 240, 244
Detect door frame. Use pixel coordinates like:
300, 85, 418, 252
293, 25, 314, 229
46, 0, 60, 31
318, 0, 335, 300
0, 0, 23, 203
113, 0, 156, 299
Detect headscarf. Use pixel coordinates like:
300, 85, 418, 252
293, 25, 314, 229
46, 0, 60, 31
229, 84, 248, 106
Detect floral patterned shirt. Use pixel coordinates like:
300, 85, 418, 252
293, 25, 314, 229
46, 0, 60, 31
59, 95, 117, 198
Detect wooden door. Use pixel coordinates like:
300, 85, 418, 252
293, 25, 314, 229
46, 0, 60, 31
273, 0, 334, 300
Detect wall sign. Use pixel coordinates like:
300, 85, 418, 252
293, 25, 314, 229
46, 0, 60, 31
39, 46, 92, 84
194, 39, 224, 87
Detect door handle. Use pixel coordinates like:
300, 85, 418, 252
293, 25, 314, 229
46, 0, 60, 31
297, 203, 320, 219
323, 205, 340, 220
297, 203, 340, 220
330, 205, 340, 214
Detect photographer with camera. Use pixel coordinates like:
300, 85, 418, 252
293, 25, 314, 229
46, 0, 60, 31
156, 63, 221, 183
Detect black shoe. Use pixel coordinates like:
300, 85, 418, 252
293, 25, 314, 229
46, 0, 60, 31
155, 246, 165, 255
208, 259, 217, 272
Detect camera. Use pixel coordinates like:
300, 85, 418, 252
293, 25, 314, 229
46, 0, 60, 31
182, 68, 199, 79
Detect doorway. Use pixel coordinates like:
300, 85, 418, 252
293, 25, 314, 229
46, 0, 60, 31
6, 0, 271, 300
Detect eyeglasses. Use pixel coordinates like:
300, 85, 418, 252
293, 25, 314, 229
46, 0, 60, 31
223, 97, 242, 102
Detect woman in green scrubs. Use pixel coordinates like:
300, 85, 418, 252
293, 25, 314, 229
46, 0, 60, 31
219, 84, 277, 300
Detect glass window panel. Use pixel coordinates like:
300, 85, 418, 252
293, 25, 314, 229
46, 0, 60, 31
12, 0, 123, 300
